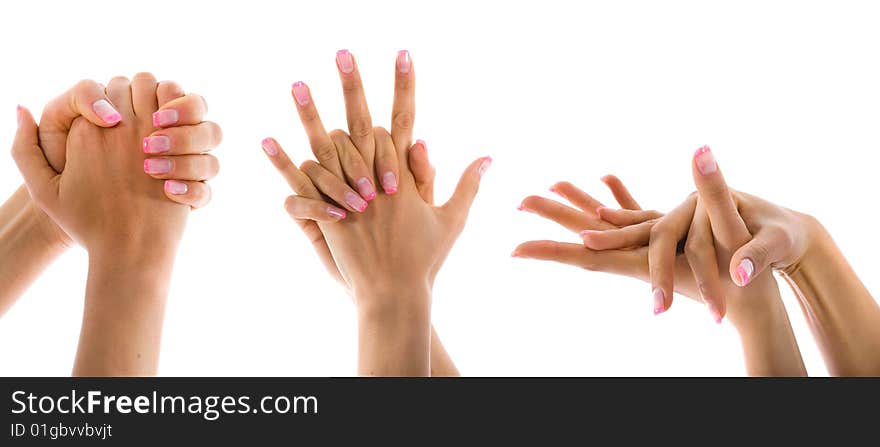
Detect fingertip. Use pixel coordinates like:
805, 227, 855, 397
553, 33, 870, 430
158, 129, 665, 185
693, 145, 717, 175
291, 81, 311, 106
653, 288, 667, 315
261, 137, 280, 157
732, 257, 755, 287
477, 156, 492, 176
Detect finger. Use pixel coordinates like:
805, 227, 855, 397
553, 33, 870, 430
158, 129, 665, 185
685, 201, 726, 323
105, 76, 133, 115
391, 50, 415, 153
648, 195, 697, 315
692, 145, 750, 248
153, 93, 208, 128
163, 180, 210, 208
512, 240, 644, 278
408, 139, 435, 204
130, 72, 159, 118
291, 81, 343, 177
294, 218, 344, 284
549, 181, 604, 214
41, 79, 123, 128
156, 80, 185, 107
11, 105, 58, 210
143, 121, 223, 156
329, 129, 376, 201
600, 175, 641, 210
441, 156, 492, 226
143, 154, 220, 181
260, 137, 321, 199
284, 195, 347, 222
730, 227, 788, 287
596, 208, 663, 227
519, 196, 614, 233
335, 49, 375, 163
373, 127, 400, 195
580, 221, 655, 250
301, 160, 368, 213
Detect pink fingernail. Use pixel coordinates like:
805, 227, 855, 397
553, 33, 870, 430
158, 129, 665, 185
382, 171, 398, 194
356, 177, 377, 201
511, 250, 521, 258
143, 136, 171, 154
345, 191, 368, 212
144, 158, 172, 174
92, 99, 122, 125
327, 206, 347, 220
517, 203, 527, 211
152, 109, 179, 127
579, 230, 596, 238
15, 105, 22, 126
653, 289, 666, 315
291, 81, 311, 106
397, 50, 411, 74
336, 49, 355, 74
478, 156, 493, 176
736, 258, 754, 286
164, 180, 188, 195
261, 137, 279, 156
694, 145, 717, 175
707, 302, 723, 324
416, 139, 427, 151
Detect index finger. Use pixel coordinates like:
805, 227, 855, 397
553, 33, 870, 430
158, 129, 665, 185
261, 137, 321, 200
290, 81, 343, 177
336, 49, 375, 163
692, 146, 750, 248
391, 50, 415, 159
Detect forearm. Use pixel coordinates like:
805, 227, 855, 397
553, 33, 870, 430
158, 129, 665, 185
73, 250, 176, 376
780, 217, 880, 375
430, 327, 460, 377
0, 186, 69, 315
356, 286, 432, 376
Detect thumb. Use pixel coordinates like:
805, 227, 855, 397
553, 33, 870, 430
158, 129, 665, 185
441, 156, 492, 224
407, 139, 436, 204
11, 105, 58, 210
729, 228, 786, 286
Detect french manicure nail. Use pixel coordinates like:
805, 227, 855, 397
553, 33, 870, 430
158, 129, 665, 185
164, 180, 188, 195
356, 177, 377, 201
478, 156, 493, 176
336, 49, 355, 74
292, 81, 311, 106
736, 258, 755, 286
382, 171, 398, 194
16, 105, 22, 127
261, 138, 279, 156
397, 50, 411, 74
694, 145, 717, 175
653, 288, 666, 315
152, 109, 179, 127
511, 250, 521, 258
345, 191, 368, 212
144, 158, 172, 174
93, 99, 122, 124
327, 206, 347, 220
707, 302, 723, 324
416, 139, 427, 152
143, 135, 171, 154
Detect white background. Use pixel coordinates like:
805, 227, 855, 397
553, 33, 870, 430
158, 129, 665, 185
1, 0, 878, 376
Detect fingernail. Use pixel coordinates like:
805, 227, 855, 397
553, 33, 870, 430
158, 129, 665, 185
511, 250, 521, 258
736, 258, 755, 286
164, 180, 188, 195
356, 177, 377, 201
143, 136, 171, 154
653, 289, 666, 315
516, 204, 526, 211
144, 158, 172, 174
416, 139, 427, 152
336, 49, 355, 74
15, 105, 22, 127
579, 230, 596, 239
327, 206, 347, 220
381, 171, 398, 194
292, 81, 311, 106
92, 99, 122, 124
261, 137, 279, 156
397, 50, 411, 74
152, 109, 179, 127
694, 145, 717, 175
345, 191, 368, 212
478, 156, 493, 176
707, 302, 723, 324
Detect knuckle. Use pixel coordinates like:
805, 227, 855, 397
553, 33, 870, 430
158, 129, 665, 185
649, 223, 669, 241
372, 126, 390, 138
132, 72, 157, 82
208, 121, 223, 146
74, 79, 99, 92
108, 75, 130, 85
348, 118, 373, 139
311, 142, 337, 162
391, 111, 415, 131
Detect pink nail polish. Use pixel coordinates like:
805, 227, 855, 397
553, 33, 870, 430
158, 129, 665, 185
707, 302, 723, 324
164, 180, 188, 195
579, 230, 596, 238
517, 203, 526, 211
152, 109, 179, 127
416, 139, 427, 152
336, 49, 355, 74
143, 136, 171, 154
144, 158, 172, 174
92, 99, 122, 125
736, 258, 754, 286
345, 191, 368, 212
291, 81, 311, 106
382, 171, 398, 194
653, 289, 666, 315
694, 145, 717, 175
511, 250, 521, 258
478, 156, 493, 176
261, 137, 279, 156
397, 50, 411, 74
327, 206, 347, 220
15, 105, 22, 126
356, 177, 377, 201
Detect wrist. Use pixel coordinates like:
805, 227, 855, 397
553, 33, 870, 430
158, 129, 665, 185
23, 198, 72, 254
